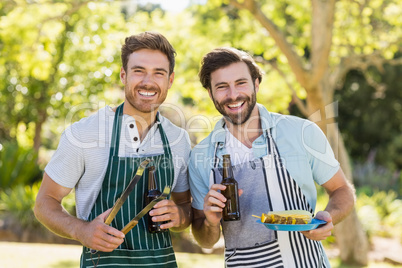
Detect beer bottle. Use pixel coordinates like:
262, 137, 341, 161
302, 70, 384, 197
145, 166, 167, 233
221, 154, 240, 221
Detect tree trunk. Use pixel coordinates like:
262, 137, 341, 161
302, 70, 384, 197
309, 81, 369, 265
33, 108, 47, 152
327, 123, 369, 265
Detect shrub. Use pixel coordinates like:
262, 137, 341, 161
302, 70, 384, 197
353, 160, 401, 197
0, 182, 41, 229
356, 190, 402, 240
0, 141, 42, 190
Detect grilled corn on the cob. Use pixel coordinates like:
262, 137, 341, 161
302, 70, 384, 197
261, 210, 312, 224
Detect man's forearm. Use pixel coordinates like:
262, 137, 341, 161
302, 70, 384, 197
170, 202, 193, 232
325, 183, 356, 225
191, 218, 221, 249
34, 195, 85, 242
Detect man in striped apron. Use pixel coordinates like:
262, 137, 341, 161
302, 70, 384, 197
189, 47, 356, 267
35, 32, 192, 267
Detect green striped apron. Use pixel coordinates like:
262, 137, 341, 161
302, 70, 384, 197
80, 103, 177, 268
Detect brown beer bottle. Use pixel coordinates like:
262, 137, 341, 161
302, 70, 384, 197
146, 166, 167, 233
221, 154, 240, 221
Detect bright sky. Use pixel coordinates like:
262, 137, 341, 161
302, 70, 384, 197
141, 0, 206, 12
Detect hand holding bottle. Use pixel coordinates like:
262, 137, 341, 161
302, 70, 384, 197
202, 184, 243, 226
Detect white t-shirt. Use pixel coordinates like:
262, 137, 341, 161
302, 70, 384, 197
45, 106, 191, 220
225, 128, 255, 165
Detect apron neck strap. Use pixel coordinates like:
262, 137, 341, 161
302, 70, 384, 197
109, 103, 124, 157
109, 103, 172, 157
213, 142, 221, 168
265, 129, 272, 156
155, 112, 172, 156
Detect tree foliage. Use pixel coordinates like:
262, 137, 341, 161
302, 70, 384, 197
0, 0, 126, 151
336, 63, 402, 171
189, 0, 402, 112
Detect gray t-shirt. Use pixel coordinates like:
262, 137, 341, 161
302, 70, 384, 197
45, 106, 191, 220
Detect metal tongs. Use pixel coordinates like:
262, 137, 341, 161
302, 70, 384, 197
121, 185, 171, 234
90, 159, 171, 254
104, 159, 151, 226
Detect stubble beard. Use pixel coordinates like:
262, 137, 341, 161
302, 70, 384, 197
212, 89, 257, 126
125, 84, 165, 114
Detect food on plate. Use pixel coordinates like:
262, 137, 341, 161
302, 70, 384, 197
259, 210, 312, 224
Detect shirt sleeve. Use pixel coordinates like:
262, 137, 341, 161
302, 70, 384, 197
171, 156, 190, 193
188, 149, 211, 211
302, 121, 340, 185
44, 123, 85, 188
171, 130, 191, 193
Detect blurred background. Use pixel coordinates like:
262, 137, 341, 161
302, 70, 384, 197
0, 0, 401, 267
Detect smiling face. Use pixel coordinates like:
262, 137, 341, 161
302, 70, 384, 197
209, 62, 259, 126
120, 49, 174, 114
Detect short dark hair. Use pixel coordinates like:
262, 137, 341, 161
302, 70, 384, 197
121, 31, 176, 74
199, 47, 263, 90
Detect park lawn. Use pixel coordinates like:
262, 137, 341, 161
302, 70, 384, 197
0, 242, 224, 268
0, 242, 400, 268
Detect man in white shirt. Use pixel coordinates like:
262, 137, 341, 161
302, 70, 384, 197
35, 32, 192, 268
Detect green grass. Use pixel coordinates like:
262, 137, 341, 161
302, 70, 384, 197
330, 259, 401, 268
176, 252, 224, 267
0, 242, 225, 268
1, 242, 401, 268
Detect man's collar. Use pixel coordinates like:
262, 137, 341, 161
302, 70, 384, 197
257, 103, 274, 130
210, 103, 275, 143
